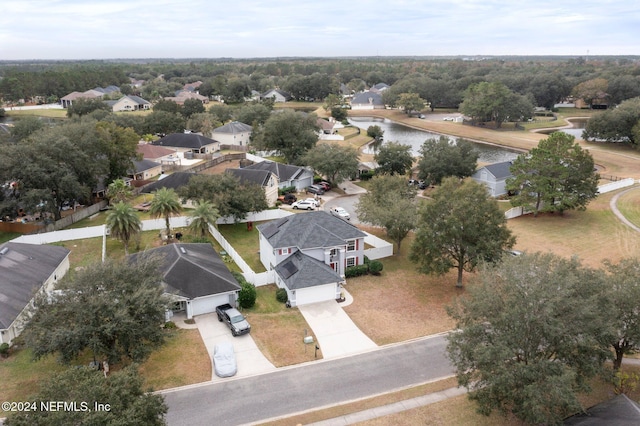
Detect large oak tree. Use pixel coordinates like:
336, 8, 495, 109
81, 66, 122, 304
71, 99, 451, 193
410, 177, 515, 287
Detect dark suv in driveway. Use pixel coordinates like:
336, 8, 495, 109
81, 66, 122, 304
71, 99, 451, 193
305, 185, 325, 195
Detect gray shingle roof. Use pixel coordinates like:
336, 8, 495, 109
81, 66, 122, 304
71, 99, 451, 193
213, 121, 252, 134
351, 91, 384, 106
257, 211, 366, 250
481, 161, 514, 180
141, 172, 195, 193
152, 133, 219, 149
244, 161, 308, 182
132, 159, 161, 173
0, 242, 70, 329
128, 243, 240, 299
225, 168, 272, 187
564, 394, 640, 425
275, 251, 342, 290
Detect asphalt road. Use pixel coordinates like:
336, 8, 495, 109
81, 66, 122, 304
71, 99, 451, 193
162, 334, 453, 426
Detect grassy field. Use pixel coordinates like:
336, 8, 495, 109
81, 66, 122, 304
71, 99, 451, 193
5, 109, 68, 119
217, 222, 266, 272
616, 187, 640, 229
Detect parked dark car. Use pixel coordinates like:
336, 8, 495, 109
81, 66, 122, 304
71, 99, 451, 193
216, 304, 251, 336
305, 185, 325, 195
278, 193, 297, 204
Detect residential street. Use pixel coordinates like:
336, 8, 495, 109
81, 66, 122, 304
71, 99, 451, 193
161, 334, 453, 426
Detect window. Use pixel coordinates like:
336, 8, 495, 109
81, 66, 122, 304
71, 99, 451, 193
330, 248, 338, 256
279, 248, 291, 256
346, 257, 356, 267
347, 240, 356, 251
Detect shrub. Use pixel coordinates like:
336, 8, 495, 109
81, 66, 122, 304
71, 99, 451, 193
363, 255, 370, 265
359, 170, 375, 181
238, 282, 257, 309
276, 288, 288, 303
279, 186, 296, 195
368, 260, 384, 275
0, 342, 9, 358
345, 264, 369, 278
164, 321, 177, 330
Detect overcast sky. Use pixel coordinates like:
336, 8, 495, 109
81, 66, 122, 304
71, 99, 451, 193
2, 0, 638, 60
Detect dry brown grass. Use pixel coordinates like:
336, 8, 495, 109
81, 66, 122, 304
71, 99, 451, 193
139, 329, 211, 390
246, 285, 322, 367
344, 226, 459, 345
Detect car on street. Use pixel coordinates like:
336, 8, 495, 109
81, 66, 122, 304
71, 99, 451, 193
213, 341, 237, 378
305, 185, 325, 195
443, 117, 455, 121
330, 206, 350, 220
292, 200, 316, 210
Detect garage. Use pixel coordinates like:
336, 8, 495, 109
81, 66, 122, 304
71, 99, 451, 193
189, 292, 235, 318
294, 282, 340, 306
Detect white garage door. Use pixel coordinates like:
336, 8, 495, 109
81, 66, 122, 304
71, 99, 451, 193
296, 283, 338, 306
191, 293, 234, 317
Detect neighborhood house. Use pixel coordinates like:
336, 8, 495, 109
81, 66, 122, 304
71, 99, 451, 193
0, 242, 71, 345
471, 160, 514, 197
128, 243, 241, 320
257, 211, 366, 307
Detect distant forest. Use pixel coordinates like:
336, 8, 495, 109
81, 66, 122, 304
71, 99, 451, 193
1, 56, 640, 109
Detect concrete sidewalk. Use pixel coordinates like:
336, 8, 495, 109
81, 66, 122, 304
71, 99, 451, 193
306, 386, 467, 426
298, 295, 377, 359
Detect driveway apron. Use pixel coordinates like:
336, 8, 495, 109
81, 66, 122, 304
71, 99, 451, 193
298, 301, 377, 359
195, 313, 275, 381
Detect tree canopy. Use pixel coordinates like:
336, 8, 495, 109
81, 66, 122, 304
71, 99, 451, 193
506, 132, 599, 216
106, 201, 142, 254
4, 365, 167, 426
149, 187, 182, 237
177, 173, 268, 222
374, 142, 414, 176
301, 142, 360, 185
447, 252, 612, 425
23, 257, 168, 364
410, 177, 515, 287
459, 81, 534, 127
251, 110, 319, 164
356, 175, 417, 253
583, 96, 640, 147
416, 136, 478, 186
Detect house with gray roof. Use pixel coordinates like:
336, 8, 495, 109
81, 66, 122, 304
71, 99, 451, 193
128, 243, 241, 319
564, 393, 640, 425
471, 160, 514, 197
243, 160, 314, 191
212, 121, 253, 146
350, 91, 385, 110
108, 95, 151, 112
261, 89, 291, 103
0, 242, 71, 345
152, 132, 220, 154
257, 211, 366, 306
130, 159, 162, 181
226, 168, 279, 207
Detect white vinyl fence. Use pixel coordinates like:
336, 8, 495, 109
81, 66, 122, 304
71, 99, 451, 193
363, 232, 394, 259
597, 178, 635, 194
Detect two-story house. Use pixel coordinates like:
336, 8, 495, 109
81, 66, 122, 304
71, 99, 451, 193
257, 211, 366, 307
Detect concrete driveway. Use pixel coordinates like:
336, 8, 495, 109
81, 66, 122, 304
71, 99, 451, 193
194, 313, 276, 381
298, 299, 377, 359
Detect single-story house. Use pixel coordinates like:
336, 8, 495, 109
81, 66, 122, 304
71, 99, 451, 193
152, 133, 220, 154
129, 159, 162, 181
243, 160, 314, 191
471, 161, 514, 197
225, 168, 279, 207
183, 81, 203, 92
257, 211, 366, 307
212, 121, 253, 146
350, 91, 385, 110
137, 143, 182, 169
0, 242, 71, 345
261, 89, 291, 103
370, 83, 390, 93
60, 86, 121, 108
128, 244, 241, 320
140, 172, 195, 194
164, 91, 209, 105
107, 95, 151, 112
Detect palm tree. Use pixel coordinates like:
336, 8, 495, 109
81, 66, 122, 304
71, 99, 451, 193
105, 202, 142, 254
149, 187, 182, 239
106, 178, 133, 205
188, 200, 220, 237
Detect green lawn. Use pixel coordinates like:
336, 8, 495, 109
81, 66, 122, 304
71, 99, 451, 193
616, 187, 640, 228
217, 222, 266, 272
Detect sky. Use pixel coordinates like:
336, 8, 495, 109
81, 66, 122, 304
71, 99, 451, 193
2, 0, 639, 60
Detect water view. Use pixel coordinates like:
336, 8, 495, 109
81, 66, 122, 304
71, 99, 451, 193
348, 117, 520, 164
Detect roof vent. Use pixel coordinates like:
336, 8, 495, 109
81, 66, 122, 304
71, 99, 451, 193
179, 247, 187, 254
0, 247, 8, 255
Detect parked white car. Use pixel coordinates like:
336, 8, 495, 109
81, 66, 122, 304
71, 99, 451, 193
292, 200, 316, 210
302, 198, 321, 207
330, 207, 350, 220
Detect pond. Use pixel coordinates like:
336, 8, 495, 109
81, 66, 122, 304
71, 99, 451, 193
348, 117, 521, 164
538, 118, 588, 139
